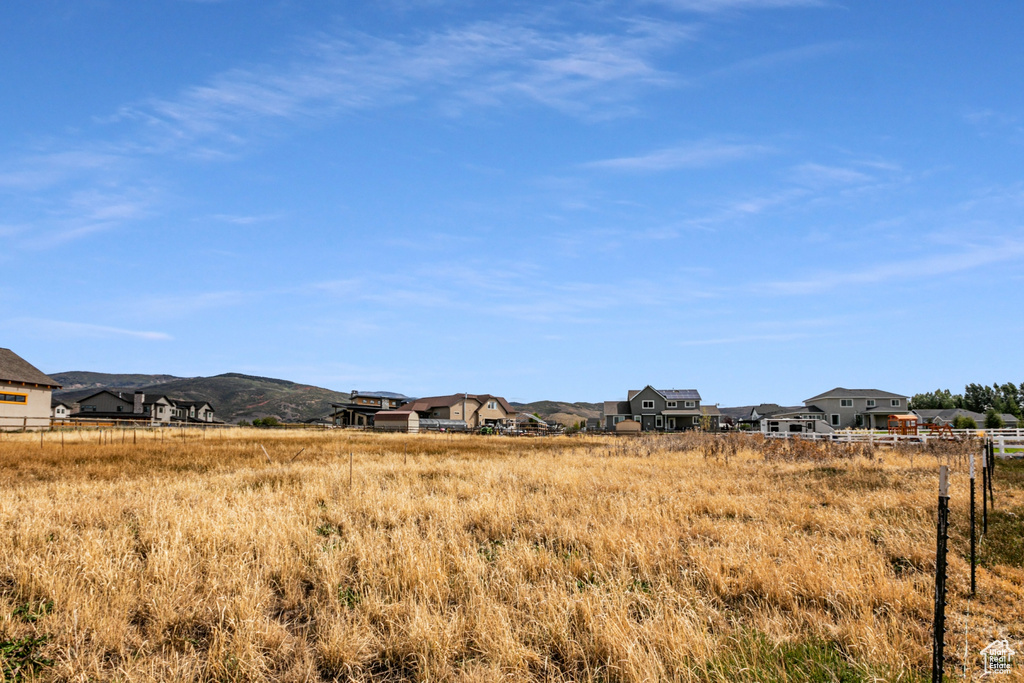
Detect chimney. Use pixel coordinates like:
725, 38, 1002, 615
134, 391, 145, 414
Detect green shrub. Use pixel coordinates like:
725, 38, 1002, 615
952, 416, 977, 429
985, 408, 1005, 429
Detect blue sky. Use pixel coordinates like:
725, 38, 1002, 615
2, 1, 1022, 406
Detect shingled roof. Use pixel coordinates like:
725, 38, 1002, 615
0, 349, 61, 389
804, 387, 907, 402
403, 393, 515, 415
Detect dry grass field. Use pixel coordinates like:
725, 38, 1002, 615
0, 428, 1021, 682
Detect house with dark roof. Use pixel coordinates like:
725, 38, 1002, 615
173, 400, 215, 423
401, 393, 515, 429
330, 390, 412, 427
914, 408, 1019, 429
804, 387, 911, 430
73, 390, 217, 424
0, 348, 62, 430
603, 386, 714, 431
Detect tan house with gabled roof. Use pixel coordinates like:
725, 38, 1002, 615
401, 393, 515, 429
0, 348, 62, 430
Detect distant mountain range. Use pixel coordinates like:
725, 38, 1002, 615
51, 371, 601, 425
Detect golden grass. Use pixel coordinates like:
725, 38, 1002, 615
0, 428, 1021, 682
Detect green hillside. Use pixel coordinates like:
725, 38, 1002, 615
53, 372, 350, 424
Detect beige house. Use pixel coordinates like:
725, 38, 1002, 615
51, 400, 74, 420
402, 393, 515, 428
0, 348, 62, 430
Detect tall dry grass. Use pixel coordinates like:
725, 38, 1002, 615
0, 428, 1020, 682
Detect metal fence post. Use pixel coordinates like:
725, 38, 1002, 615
970, 451, 976, 596
982, 452, 988, 535
987, 440, 995, 509
932, 465, 950, 683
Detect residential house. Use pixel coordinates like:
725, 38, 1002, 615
174, 400, 216, 423
330, 391, 411, 427
0, 348, 62, 430
73, 390, 216, 424
914, 408, 1019, 429
717, 405, 753, 429
401, 393, 515, 429
803, 388, 911, 430
602, 386, 708, 431
51, 400, 74, 420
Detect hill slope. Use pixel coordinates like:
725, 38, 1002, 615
511, 400, 602, 427
52, 371, 185, 392
53, 372, 350, 423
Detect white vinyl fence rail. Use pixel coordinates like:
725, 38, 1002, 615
761, 428, 1024, 456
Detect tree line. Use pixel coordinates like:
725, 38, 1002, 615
910, 382, 1022, 428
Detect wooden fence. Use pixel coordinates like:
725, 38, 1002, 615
0, 416, 231, 431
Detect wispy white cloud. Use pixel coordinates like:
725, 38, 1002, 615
652, 0, 825, 13
761, 240, 1024, 295
123, 291, 249, 320
209, 213, 283, 225
677, 331, 810, 346
0, 149, 126, 191
790, 162, 873, 187
584, 140, 771, 172
113, 17, 692, 153
8, 318, 172, 341
706, 41, 848, 78
16, 187, 157, 250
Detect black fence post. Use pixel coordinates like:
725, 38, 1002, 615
932, 465, 950, 683
970, 450, 976, 596
987, 440, 995, 509
982, 451, 988, 536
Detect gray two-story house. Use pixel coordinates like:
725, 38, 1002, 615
804, 387, 911, 430
603, 386, 714, 431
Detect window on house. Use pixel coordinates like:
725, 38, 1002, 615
684, 401, 695, 408
891, 399, 900, 407
0, 393, 28, 404
867, 399, 875, 407
641, 400, 655, 409
488, 401, 497, 410
831, 414, 840, 426
692, 416, 700, 424
667, 401, 677, 408
655, 415, 663, 428
84, 405, 96, 412
613, 416, 624, 424
840, 399, 853, 407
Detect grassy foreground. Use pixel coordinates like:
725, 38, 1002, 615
0, 429, 1021, 682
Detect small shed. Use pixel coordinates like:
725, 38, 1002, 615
374, 410, 419, 433
615, 419, 641, 435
